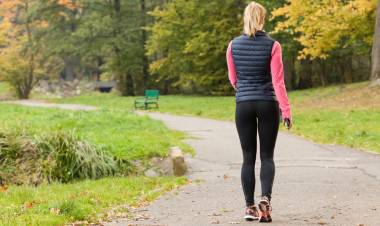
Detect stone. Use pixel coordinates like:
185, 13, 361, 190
144, 168, 160, 177
169, 146, 187, 176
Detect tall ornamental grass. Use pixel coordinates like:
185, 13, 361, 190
0, 129, 130, 185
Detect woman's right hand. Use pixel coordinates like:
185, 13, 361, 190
232, 83, 237, 91
284, 118, 292, 130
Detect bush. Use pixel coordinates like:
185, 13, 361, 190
0, 129, 131, 185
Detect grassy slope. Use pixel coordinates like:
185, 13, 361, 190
46, 81, 380, 153
286, 82, 380, 153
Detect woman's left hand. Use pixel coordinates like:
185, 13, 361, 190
283, 118, 292, 130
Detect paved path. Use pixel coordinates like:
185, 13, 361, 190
107, 112, 380, 226
4, 100, 97, 111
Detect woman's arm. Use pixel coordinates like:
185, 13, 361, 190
270, 41, 292, 120
226, 41, 237, 90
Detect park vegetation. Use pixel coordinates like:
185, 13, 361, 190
51, 81, 380, 154
0, 102, 192, 224
0, 0, 379, 224
0, 0, 379, 98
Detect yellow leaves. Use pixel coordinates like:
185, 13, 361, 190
0, 18, 11, 45
271, 0, 377, 59
149, 57, 168, 74
0, 40, 29, 79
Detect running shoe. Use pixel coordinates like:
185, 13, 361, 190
258, 196, 272, 223
244, 204, 259, 221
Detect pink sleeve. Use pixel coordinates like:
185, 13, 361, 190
271, 41, 292, 119
226, 41, 237, 87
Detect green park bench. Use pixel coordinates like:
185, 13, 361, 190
134, 89, 159, 110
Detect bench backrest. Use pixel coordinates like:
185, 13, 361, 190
145, 89, 159, 99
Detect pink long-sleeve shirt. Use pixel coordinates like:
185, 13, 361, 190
226, 41, 292, 119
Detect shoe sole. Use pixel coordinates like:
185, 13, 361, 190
244, 215, 259, 221
258, 200, 272, 223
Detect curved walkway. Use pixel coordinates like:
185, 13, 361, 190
107, 112, 380, 226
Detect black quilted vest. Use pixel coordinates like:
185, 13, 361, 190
231, 31, 277, 103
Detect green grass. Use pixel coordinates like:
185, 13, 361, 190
1, 81, 378, 224
44, 81, 380, 154
0, 94, 194, 225
0, 176, 188, 225
0, 104, 193, 160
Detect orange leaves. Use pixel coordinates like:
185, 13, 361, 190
0, 184, 8, 193
0, 0, 21, 20
57, 0, 80, 10
0, 0, 22, 11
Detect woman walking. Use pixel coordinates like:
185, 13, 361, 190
226, 1, 292, 223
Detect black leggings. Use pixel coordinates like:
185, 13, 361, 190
235, 100, 280, 207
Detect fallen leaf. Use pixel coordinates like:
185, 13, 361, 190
24, 201, 35, 209
0, 185, 8, 193
50, 207, 60, 215
211, 219, 220, 224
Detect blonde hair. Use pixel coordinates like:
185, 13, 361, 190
243, 2, 266, 37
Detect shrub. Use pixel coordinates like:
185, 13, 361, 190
0, 129, 131, 185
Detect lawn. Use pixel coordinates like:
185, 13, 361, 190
0, 176, 188, 225
0, 93, 194, 225
0, 103, 193, 160
46, 81, 380, 154
1, 81, 379, 225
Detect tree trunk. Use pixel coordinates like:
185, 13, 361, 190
284, 54, 296, 90
318, 59, 326, 87
61, 56, 77, 81
371, 0, 380, 85
126, 72, 135, 96
343, 56, 353, 83
140, 0, 149, 91
22, 0, 34, 99
299, 59, 313, 89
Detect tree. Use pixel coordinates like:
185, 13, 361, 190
271, 0, 377, 86
272, 0, 376, 60
372, 0, 380, 85
147, 0, 246, 94
0, 0, 45, 99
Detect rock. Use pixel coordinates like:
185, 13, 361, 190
150, 157, 173, 176
144, 168, 160, 177
34, 79, 100, 98
170, 146, 187, 176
